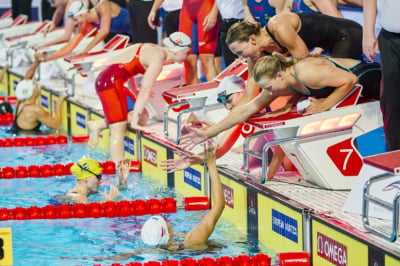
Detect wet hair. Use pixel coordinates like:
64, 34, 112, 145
253, 52, 296, 84
226, 20, 262, 46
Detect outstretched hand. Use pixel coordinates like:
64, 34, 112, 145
103, 186, 120, 201
303, 97, 325, 115
118, 159, 130, 187
161, 156, 198, 173
34, 52, 46, 62
203, 141, 216, 166
179, 126, 210, 150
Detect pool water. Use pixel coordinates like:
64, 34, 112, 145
0, 131, 275, 265
1, 212, 274, 265
0, 173, 175, 208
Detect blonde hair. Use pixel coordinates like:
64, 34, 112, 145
253, 52, 297, 83
226, 20, 262, 45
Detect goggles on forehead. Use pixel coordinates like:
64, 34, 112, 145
169, 36, 192, 48
77, 163, 102, 180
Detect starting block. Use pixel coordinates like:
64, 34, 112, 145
0, 10, 15, 28
162, 60, 248, 144
242, 84, 383, 189
2, 21, 62, 67
32, 27, 102, 82
0, 14, 27, 31
62, 34, 131, 96
362, 150, 400, 242
0, 20, 44, 41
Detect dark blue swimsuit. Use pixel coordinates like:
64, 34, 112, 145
91, 7, 132, 36
247, 0, 276, 26
291, 0, 320, 14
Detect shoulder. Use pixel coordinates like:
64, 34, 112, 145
268, 12, 298, 31
140, 45, 166, 60
28, 104, 48, 115
270, 12, 297, 24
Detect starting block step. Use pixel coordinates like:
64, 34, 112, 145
364, 150, 400, 175
362, 150, 400, 242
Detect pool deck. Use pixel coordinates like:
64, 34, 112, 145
2, 63, 400, 265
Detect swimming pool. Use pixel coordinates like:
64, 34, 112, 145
0, 132, 275, 265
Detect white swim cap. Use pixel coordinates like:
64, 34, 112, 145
216, 76, 245, 104
67, 1, 88, 18
163, 32, 192, 52
217, 75, 245, 96
15, 80, 35, 100
140, 215, 170, 246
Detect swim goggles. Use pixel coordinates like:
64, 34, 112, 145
168, 36, 192, 48
216, 93, 233, 104
77, 163, 102, 180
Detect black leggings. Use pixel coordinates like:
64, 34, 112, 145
330, 25, 363, 60
351, 62, 381, 100
128, 0, 159, 44
378, 29, 400, 151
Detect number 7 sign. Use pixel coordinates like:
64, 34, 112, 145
327, 138, 363, 176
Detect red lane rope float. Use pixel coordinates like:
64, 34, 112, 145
275, 251, 311, 266
0, 160, 141, 179
83, 253, 274, 266
0, 161, 116, 179
71, 134, 90, 143
0, 135, 68, 147
0, 96, 17, 104
182, 196, 210, 211
84, 252, 311, 266
0, 113, 14, 126
0, 198, 177, 221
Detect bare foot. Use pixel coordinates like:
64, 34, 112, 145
87, 120, 105, 148
130, 123, 153, 133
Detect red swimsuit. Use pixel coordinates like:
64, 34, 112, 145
179, 0, 219, 54
95, 44, 146, 123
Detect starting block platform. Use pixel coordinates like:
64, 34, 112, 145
62, 34, 131, 97
361, 150, 400, 241
243, 84, 382, 190
0, 14, 27, 31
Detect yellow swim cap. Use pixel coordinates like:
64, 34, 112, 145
70, 158, 102, 180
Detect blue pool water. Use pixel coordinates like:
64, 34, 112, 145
1, 212, 274, 265
0, 130, 274, 265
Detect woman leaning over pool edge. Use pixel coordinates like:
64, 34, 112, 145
86, 32, 192, 164
178, 52, 364, 179
34, 0, 131, 62
179, 52, 360, 145
219, 12, 363, 122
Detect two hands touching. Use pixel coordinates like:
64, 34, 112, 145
103, 159, 130, 201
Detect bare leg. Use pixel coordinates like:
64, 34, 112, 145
87, 119, 108, 148
0, 64, 9, 83
266, 146, 285, 180
214, 56, 223, 75
185, 54, 200, 85
199, 53, 217, 82
109, 121, 128, 164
